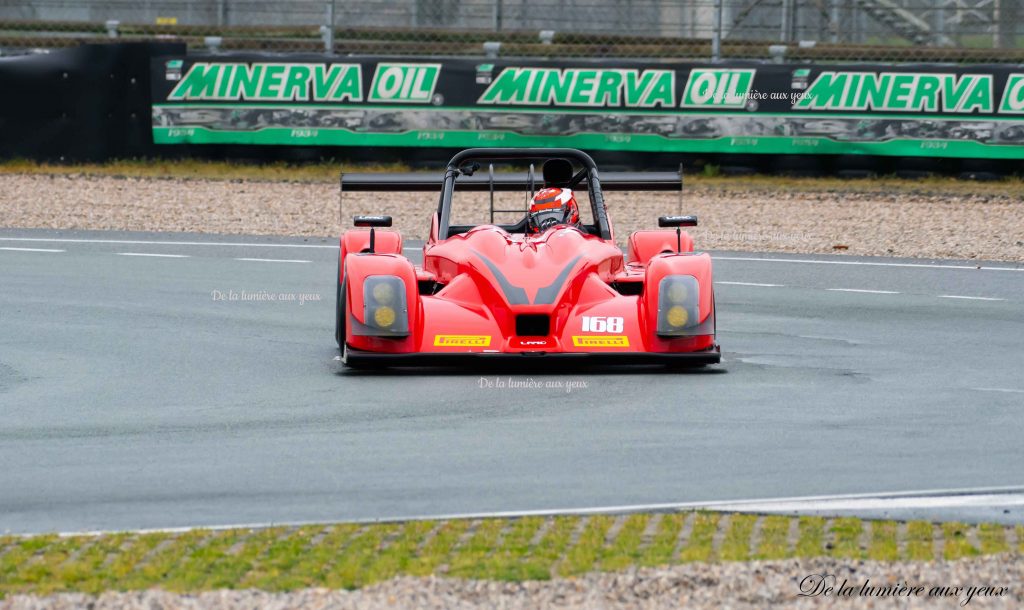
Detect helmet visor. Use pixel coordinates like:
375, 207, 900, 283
530, 208, 567, 230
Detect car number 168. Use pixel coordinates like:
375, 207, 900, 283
581, 316, 623, 333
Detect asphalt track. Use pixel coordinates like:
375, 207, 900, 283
1, 228, 1022, 534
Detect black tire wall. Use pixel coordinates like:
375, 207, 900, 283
0, 42, 183, 161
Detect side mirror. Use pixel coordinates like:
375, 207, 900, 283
658, 215, 698, 227
354, 215, 393, 227
658, 215, 697, 254
353, 215, 392, 254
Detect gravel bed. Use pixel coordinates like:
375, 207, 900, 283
1, 174, 1022, 261
3, 555, 1020, 609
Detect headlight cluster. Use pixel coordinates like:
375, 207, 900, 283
656, 275, 701, 336
358, 275, 409, 336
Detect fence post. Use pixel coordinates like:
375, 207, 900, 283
711, 0, 723, 62
780, 0, 793, 41
324, 0, 335, 53
829, 0, 839, 42
995, 0, 1017, 48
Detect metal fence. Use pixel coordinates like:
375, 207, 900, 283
2, 0, 1022, 62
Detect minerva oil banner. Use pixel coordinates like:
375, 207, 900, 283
150, 54, 1024, 160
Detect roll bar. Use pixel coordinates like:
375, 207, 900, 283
339, 148, 684, 242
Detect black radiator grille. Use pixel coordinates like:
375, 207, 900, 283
516, 315, 550, 336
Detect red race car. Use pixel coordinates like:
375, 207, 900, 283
335, 148, 719, 367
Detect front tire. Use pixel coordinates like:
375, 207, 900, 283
335, 258, 346, 348
341, 342, 372, 369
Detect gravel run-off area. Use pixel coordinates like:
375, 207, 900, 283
2, 555, 1021, 609
0, 174, 1022, 261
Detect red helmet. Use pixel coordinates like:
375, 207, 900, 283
528, 187, 580, 233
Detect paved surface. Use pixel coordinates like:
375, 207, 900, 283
1, 228, 1022, 534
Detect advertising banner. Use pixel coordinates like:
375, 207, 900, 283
151, 55, 1024, 159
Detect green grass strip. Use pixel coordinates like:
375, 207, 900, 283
325, 524, 402, 589
2, 512, 1020, 598
829, 517, 865, 559
473, 517, 545, 581
405, 519, 471, 577
754, 516, 792, 560
33, 533, 130, 595
976, 524, 1009, 555
87, 533, 165, 593
795, 517, 826, 558
597, 514, 649, 572
941, 523, 979, 560
257, 524, 360, 591
1017, 526, 1024, 553
678, 512, 719, 563
719, 514, 757, 561
6, 536, 87, 593
160, 529, 249, 591
194, 527, 289, 590
637, 513, 685, 567
1, 535, 58, 592
517, 516, 578, 580
904, 521, 935, 561
867, 521, 899, 561
362, 520, 437, 584
557, 516, 614, 576
113, 530, 211, 591
445, 519, 507, 579
236, 527, 318, 590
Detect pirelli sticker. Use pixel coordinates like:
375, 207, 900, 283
434, 334, 491, 347
572, 335, 630, 348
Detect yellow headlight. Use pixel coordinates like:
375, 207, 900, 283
372, 282, 395, 304
666, 305, 688, 328
667, 282, 688, 304
373, 306, 396, 328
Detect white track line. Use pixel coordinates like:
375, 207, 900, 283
973, 387, 1024, 394
1, 238, 1022, 271
0, 237, 335, 249
716, 255, 1024, 272
235, 257, 311, 263
117, 252, 189, 258
0, 246, 65, 253
827, 288, 900, 294
704, 493, 1024, 515
939, 295, 1006, 301
716, 281, 783, 287
18, 484, 1024, 538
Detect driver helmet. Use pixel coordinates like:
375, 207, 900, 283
528, 187, 580, 233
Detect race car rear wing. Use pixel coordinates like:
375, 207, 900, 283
340, 170, 683, 192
